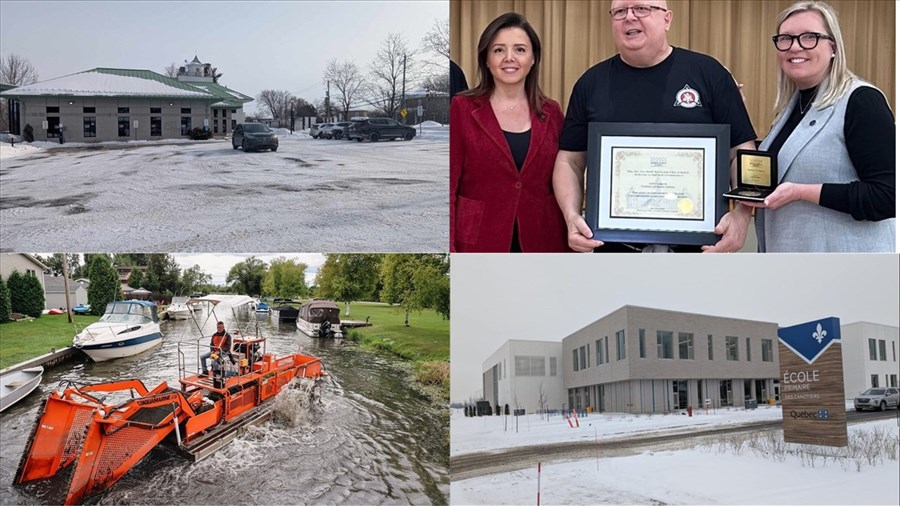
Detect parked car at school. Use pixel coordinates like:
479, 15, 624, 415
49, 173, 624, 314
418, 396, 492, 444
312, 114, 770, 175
232, 123, 278, 152
347, 117, 416, 142
323, 122, 351, 139
853, 387, 900, 411
310, 123, 331, 139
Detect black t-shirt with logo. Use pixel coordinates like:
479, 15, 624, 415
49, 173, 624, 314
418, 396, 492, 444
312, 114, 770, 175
559, 47, 756, 252
559, 46, 756, 152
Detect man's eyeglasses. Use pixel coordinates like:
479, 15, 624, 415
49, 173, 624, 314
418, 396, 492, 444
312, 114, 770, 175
609, 5, 668, 20
772, 32, 834, 51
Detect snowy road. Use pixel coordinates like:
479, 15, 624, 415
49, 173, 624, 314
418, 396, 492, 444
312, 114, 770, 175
0, 128, 448, 252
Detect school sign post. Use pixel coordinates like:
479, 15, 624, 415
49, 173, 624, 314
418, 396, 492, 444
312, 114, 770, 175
777, 317, 848, 447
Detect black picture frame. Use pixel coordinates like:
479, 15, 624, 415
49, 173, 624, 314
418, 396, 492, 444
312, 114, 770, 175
585, 122, 731, 246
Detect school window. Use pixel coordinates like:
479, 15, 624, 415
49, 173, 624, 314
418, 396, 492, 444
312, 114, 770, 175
639, 329, 646, 358
890, 374, 897, 388
878, 340, 887, 361
596, 339, 603, 365
762, 339, 774, 362
573, 349, 579, 372
181, 117, 191, 135
746, 338, 752, 362
181, 107, 191, 114
83, 117, 96, 137
150, 107, 162, 114
893, 342, 896, 362
514, 356, 545, 376
118, 116, 130, 136
579, 346, 586, 370
678, 332, 694, 360
616, 330, 626, 360
231, 109, 236, 114
213, 119, 219, 134
150, 117, 161, 136
868, 339, 877, 360
549, 357, 557, 377
708, 334, 713, 360
83, 107, 95, 113
586, 343, 591, 368
214, 109, 219, 117
118, 107, 129, 114
657, 331, 673, 359
726, 336, 739, 361
871, 374, 879, 387
46, 106, 59, 113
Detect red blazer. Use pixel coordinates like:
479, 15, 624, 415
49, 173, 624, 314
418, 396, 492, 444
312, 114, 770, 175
450, 95, 568, 252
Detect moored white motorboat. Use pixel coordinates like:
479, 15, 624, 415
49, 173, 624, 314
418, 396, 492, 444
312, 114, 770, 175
0, 366, 43, 412
73, 300, 162, 362
297, 300, 343, 338
167, 297, 191, 320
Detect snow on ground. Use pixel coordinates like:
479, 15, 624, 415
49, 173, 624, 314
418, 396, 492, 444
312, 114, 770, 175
452, 404, 803, 456
0, 124, 448, 252
452, 419, 900, 505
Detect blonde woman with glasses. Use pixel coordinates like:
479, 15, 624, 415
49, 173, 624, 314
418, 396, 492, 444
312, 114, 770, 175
746, 0, 896, 252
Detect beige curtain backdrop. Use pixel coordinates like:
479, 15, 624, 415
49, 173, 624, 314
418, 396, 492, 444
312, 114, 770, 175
450, 0, 895, 138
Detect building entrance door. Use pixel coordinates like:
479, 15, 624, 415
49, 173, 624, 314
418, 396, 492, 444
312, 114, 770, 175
673, 380, 688, 409
47, 116, 60, 138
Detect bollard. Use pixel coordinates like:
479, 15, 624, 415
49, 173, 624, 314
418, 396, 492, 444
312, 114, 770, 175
536, 462, 541, 506
688, 405, 693, 417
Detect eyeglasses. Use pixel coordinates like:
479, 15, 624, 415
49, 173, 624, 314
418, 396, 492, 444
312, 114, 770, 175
609, 5, 668, 20
772, 32, 834, 51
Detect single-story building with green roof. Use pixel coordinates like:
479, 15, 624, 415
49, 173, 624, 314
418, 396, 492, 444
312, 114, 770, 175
0, 56, 252, 142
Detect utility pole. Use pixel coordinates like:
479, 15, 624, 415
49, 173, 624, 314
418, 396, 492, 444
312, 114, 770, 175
401, 54, 407, 123
325, 80, 331, 122
62, 254, 73, 324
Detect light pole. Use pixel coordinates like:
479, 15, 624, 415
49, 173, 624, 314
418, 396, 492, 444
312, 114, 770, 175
289, 98, 295, 134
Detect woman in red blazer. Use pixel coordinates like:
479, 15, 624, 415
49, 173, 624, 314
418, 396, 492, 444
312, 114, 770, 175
450, 12, 568, 253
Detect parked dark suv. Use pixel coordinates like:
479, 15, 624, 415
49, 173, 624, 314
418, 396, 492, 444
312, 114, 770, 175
232, 123, 278, 152
347, 117, 416, 142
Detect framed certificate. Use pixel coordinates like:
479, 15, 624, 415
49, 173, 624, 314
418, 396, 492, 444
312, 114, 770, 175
585, 123, 731, 246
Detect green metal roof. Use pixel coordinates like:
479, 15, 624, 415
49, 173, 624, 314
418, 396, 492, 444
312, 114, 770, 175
0, 83, 18, 92
92, 68, 208, 93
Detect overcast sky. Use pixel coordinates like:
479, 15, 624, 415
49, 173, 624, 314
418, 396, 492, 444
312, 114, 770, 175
172, 253, 324, 285
449, 254, 900, 402
0, 1, 448, 114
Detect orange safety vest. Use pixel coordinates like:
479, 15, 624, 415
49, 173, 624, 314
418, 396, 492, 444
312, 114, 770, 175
211, 331, 230, 351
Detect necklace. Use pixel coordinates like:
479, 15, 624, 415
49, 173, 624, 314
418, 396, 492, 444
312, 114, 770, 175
799, 88, 818, 115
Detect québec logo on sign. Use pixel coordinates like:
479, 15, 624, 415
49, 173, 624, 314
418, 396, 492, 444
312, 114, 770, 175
778, 317, 841, 365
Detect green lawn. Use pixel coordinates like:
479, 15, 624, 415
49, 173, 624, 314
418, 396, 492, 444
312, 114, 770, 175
0, 315, 99, 369
341, 302, 449, 361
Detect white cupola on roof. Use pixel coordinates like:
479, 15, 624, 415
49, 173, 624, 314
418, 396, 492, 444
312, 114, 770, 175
177, 55, 214, 83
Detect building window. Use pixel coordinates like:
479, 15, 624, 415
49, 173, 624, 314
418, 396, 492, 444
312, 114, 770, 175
46, 106, 59, 113
616, 330, 626, 360
514, 356, 545, 376
151, 117, 162, 136
26, 269, 36, 277
762, 339, 774, 362
708, 334, 713, 360
657, 331, 673, 359
890, 374, 897, 388
639, 329, 646, 358
678, 332, 694, 360
118, 107, 129, 114
549, 357, 557, 377
726, 336, 739, 361
83, 107, 95, 113
871, 374, 879, 388
719, 379, 733, 407
151, 107, 162, 114
893, 342, 896, 362
596, 339, 603, 365
118, 116, 130, 136
181, 108, 191, 114
586, 343, 591, 368
83, 117, 96, 137
579, 346, 586, 371
213, 119, 219, 134
746, 338, 752, 362
232, 109, 236, 114
181, 117, 192, 135
214, 109, 219, 117
573, 349, 579, 372
878, 340, 887, 361
868, 339, 877, 360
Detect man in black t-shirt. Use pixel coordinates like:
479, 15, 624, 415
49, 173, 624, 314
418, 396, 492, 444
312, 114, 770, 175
553, 0, 757, 252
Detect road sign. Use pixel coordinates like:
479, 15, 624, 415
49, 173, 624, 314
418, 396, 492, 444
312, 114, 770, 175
417, 105, 424, 117
400, 108, 407, 118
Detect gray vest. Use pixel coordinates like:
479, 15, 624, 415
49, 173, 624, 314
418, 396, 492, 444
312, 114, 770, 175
756, 80, 896, 252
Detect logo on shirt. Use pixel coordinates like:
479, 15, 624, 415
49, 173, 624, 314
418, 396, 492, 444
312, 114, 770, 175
674, 85, 702, 109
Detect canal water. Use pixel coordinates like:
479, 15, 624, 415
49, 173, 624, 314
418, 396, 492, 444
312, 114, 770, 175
0, 307, 449, 505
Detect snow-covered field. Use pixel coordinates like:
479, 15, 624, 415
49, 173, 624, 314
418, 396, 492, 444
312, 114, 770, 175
0, 123, 448, 252
452, 414, 900, 505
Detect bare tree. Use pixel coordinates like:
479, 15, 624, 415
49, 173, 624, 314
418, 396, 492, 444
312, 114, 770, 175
256, 89, 294, 123
1, 53, 39, 86
322, 59, 365, 121
538, 382, 548, 421
422, 18, 450, 60
366, 33, 418, 119
163, 62, 179, 78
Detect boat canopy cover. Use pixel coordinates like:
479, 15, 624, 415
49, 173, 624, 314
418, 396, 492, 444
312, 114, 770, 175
299, 300, 341, 324
101, 300, 159, 323
186, 294, 256, 307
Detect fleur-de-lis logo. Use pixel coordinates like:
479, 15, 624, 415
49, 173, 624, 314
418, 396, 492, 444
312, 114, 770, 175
812, 323, 827, 344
